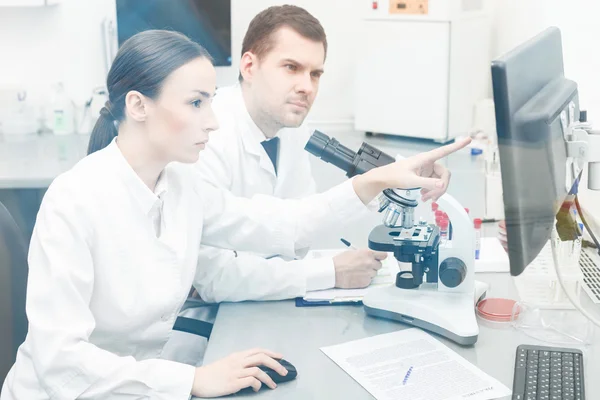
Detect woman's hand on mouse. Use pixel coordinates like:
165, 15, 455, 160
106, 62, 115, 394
191, 348, 288, 397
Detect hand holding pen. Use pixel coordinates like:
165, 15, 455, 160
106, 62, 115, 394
332, 238, 387, 289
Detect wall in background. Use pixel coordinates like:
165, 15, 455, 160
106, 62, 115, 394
491, 0, 600, 121
1, 0, 599, 129
0, 1, 114, 107
0, 0, 363, 131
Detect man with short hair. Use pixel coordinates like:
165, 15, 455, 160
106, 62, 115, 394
193, 5, 387, 303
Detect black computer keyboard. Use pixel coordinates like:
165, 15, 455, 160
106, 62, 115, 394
512, 344, 585, 400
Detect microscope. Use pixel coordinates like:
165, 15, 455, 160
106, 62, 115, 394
306, 131, 480, 345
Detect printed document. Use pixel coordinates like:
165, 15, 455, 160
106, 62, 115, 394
321, 328, 511, 400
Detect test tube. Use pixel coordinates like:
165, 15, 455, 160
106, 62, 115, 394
439, 219, 449, 241
572, 209, 584, 235
431, 202, 439, 225
474, 218, 482, 259
435, 210, 444, 225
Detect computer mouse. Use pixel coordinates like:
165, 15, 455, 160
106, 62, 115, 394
237, 359, 298, 394
258, 359, 298, 384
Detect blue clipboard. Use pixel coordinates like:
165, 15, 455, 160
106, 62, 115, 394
295, 297, 363, 307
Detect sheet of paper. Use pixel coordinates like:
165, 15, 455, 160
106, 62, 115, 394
304, 249, 397, 301
474, 237, 510, 273
321, 328, 511, 400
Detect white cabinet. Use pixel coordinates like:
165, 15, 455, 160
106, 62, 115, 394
354, 0, 491, 142
355, 20, 451, 140
0, 0, 60, 6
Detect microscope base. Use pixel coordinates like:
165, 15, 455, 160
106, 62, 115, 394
363, 284, 480, 346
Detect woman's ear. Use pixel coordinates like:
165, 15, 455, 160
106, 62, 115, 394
124, 91, 148, 122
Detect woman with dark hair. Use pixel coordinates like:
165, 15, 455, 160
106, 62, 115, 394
1, 30, 468, 399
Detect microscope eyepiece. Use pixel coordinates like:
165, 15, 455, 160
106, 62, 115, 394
304, 130, 331, 158
304, 130, 358, 177
305, 130, 419, 228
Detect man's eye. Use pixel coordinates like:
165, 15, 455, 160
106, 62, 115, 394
191, 100, 202, 108
285, 64, 297, 71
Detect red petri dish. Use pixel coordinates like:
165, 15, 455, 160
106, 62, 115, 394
476, 298, 521, 322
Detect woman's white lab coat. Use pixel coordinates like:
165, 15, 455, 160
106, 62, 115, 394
191, 84, 340, 302
0, 140, 366, 399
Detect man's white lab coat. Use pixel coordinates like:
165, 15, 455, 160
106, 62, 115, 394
193, 84, 338, 302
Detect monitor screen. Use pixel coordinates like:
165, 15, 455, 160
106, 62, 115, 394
116, 0, 232, 66
492, 27, 580, 276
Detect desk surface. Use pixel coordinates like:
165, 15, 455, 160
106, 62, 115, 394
200, 273, 600, 400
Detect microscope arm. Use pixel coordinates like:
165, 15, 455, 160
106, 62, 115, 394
435, 194, 475, 294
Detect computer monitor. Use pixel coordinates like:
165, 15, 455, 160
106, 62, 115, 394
491, 27, 580, 276
116, 0, 232, 66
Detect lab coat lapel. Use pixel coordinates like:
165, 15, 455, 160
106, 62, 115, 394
240, 129, 277, 178
233, 86, 277, 178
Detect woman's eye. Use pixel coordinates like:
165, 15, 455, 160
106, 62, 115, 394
191, 100, 202, 108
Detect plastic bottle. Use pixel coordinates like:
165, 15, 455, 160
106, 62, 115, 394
52, 82, 75, 135
474, 218, 482, 259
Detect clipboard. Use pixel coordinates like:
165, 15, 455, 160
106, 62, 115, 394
295, 297, 363, 307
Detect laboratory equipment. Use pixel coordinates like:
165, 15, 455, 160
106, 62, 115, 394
78, 87, 108, 134
364, 194, 477, 345
474, 218, 482, 259
51, 82, 75, 135
512, 345, 585, 400
306, 130, 415, 229
492, 27, 597, 396
493, 25, 600, 327
512, 241, 584, 310
492, 26, 600, 277
0, 88, 38, 136
306, 131, 480, 345
439, 218, 449, 241
354, 0, 491, 142
476, 297, 519, 326
484, 144, 504, 221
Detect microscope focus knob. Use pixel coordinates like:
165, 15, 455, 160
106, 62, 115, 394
439, 257, 467, 288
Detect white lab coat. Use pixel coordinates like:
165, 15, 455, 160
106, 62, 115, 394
197, 84, 318, 199
192, 84, 336, 303
1, 139, 367, 400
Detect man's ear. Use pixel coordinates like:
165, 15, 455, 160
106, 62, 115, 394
124, 91, 148, 122
240, 51, 258, 83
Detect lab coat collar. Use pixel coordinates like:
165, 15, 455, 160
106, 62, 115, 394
104, 138, 169, 216
233, 84, 278, 177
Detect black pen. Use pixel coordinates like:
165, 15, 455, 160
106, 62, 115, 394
340, 238, 357, 249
